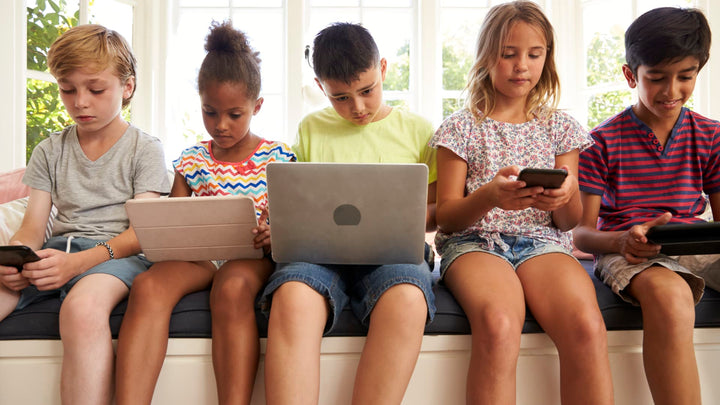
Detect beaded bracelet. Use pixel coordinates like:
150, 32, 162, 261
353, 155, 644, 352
96, 241, 115, 260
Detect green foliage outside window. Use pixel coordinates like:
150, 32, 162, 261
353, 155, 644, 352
26, 0, 76, 163
442, 41, 473, 119
585, 28, 632, 129
384, 42, 410, 92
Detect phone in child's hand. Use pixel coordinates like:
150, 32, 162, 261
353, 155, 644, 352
517, 168, 568, 189
0, 245, 41, 270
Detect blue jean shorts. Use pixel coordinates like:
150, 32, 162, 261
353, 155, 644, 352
16, 236, 152, 310
259, 259, 436, 334
438, 234, 574, 278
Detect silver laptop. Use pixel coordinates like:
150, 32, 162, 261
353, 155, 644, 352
267, 162, 428, 265
126, 195, 263, 262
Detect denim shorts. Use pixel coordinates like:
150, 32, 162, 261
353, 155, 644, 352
594, 253, 717, 305
438, 234, 574, 278
16, 236, 152, 310
259, 260, 436, 335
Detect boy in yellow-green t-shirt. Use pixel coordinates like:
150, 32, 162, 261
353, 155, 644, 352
260, 22, 437, 405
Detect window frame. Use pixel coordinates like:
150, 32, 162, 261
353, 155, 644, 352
4, 0, 720, 174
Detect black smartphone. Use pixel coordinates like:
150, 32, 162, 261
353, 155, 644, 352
0, 245, 41, 269
517, 168, 568, 189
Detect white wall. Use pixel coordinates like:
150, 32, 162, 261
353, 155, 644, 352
1, 0, 26, 173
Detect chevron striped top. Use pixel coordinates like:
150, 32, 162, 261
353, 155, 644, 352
173, 139, 296, 217
579, 107, 720, 232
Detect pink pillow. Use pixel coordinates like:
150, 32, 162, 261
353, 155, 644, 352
0, 168, 31, 204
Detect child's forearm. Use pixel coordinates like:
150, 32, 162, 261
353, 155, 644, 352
9, 226, 46, 251
572, 225, 624, 254
103, 227, 142, 259
551, 193, 583, 232
436, 185, 495, 233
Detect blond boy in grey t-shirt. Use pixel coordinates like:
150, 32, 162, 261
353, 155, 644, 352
0, 25, 169, 405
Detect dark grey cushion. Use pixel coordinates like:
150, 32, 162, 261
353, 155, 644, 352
1, 260, 719, 340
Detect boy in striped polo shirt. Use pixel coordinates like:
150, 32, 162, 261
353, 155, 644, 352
575, 7, 720, 405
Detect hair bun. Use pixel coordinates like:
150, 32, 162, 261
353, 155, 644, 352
205, 20, 254, 57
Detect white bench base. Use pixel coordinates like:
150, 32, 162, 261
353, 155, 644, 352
2, 329, 720, 404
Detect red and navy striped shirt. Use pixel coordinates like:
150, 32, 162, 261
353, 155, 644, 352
579, 107, 720, 232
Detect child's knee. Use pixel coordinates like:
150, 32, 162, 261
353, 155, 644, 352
58, 295, 110, 337
211, 273, 258, 306
376, 283, 427, 315
127, 269, 176, 306
470, 306, 523, 349
559, 308, 608, 347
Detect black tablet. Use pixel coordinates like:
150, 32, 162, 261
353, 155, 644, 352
646, 222, 720, 255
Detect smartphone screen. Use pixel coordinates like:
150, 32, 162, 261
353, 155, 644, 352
517, 168, 568, 189
0, 245, 41, 269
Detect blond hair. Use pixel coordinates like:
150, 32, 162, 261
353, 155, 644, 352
47, 24, 137, 107
465, 1, 559, 121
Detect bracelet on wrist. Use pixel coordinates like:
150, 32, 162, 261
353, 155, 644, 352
95, 241, 115, 260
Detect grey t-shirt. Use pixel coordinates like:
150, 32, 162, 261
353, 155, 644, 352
23, 124, 171, 240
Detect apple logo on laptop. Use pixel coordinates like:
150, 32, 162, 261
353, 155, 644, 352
333, 204, 361, 226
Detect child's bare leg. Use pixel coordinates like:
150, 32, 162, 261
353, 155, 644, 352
444, 252, 525, 405
58, 274, 130, 405
518, 254, 613, 405
0, 285, 20, 321
210, 258, 272, 405
115, 261, 215, 405
352, 283, 427, 405
626, 266, 700, 405
265, 281, 329, 405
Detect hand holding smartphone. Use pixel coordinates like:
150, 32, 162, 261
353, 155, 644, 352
0, 245, 41, 270
517, 168, 568, 189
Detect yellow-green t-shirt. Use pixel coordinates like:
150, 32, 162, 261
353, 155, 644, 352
293, 106, 437, 184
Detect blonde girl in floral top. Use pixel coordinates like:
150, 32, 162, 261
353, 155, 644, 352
430, 2, 613, 404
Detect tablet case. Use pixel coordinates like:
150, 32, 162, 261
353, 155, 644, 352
126, 196, 263, 262
646, 221, 720, 256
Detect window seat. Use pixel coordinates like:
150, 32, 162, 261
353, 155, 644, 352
2, 260, 720, 404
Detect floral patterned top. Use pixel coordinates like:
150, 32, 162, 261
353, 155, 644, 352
429, 108, 592, 253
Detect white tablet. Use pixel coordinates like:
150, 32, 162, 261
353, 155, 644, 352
125, 195, 263, 262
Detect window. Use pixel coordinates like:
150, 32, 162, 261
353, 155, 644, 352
5, 0, 717, 173
578, 0, 701, 129
164, 0, 524, 159
25, 0, 136, 162
164, 1, 286, 161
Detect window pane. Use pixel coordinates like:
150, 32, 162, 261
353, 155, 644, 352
89, 0, 134, 43
587, 90, 632, 129
166, 10, 226, 161
179, 0, 229, 7
231, 10, 284, 94
363, 10, 412, 93
441, 8, 487, 93
363, 0, 412, 6
637, 0, 696, 12
442, 98, 464, 120
252, 94, 285, 142
308, 8, 362, 37
27, 0, 79, 72
310, 0, 359, 6
26, 0, 79, 163
442, 0, 489, 6
26, 78, 72, 162
583, 0, 632, 128
583, 0, 630, 88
